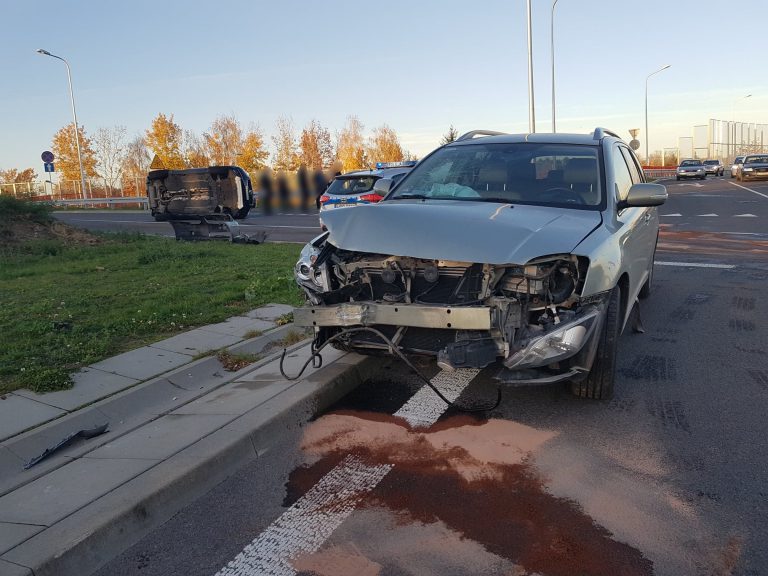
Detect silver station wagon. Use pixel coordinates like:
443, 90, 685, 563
294, 129, 667, 399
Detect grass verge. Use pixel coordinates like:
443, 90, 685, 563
0, 231, 302, 394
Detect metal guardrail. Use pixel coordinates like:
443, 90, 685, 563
643, 169, 677, 180
52, 197, 149, 208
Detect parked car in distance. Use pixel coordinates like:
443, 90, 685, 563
703, 160, 724, 176
738, 154, 768, 182
731, 156, 745, 179
318, 162, 416, 229
294, 128, 667, 400
147, 166, 254, 222
676, 159, 706, 180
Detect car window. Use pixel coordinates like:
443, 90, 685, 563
745, 156, 768, 164
391, 142, 603, 209
704, 160, 717, 165
612, 146, 633, 202
619, 147, 643, 185
326, 176, 377, 196
680, 160, 701, 166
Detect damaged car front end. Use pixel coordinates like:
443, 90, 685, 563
295, 235, 606, 384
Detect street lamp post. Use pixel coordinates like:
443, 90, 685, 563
36, 49, 88, 200
526, 0, 536, 133
551, 0, 560, 133
645, 64, 671, 166
731, 94, 751, 159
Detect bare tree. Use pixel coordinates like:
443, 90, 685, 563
184, 130, 210, 168
299, 119, 334, 170
272, 116, 299, 172
93, 125, 128, 194
440, 125, 459, 145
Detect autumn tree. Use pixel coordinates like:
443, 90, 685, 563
336, 115, 366, 172
145, 113, 185, 169
299, 119, 334, 171
122, 135, 152, 178
239, 126, 269, 173
51, 123, 98, 182
0, 168, 37, 183
204, 114, 243, 165
183, 130, 210, 168
271, 116, 299, 172
93, 125, 127, 192
366, 124, 404, 166
440, 125, 459, 145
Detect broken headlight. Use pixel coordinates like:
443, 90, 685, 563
504, 306, 602, 369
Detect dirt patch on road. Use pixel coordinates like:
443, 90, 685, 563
287, 412, 653, 576
658, 229, 768, 256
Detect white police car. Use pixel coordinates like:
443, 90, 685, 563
318, 161, 416, 229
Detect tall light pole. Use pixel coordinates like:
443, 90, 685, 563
526, 0, 536, 133
551, 0, 560, 133
731, 94, 751, 159
645, 64, 671, 166
36, 49, 88, 199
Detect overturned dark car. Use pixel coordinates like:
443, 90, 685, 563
147, 165, 254, 222
293, 129, 667, 399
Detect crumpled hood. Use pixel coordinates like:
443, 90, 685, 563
322, 200, 602, 264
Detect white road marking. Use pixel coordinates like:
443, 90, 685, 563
661, 213, 682, 217
729, 181, 768, 200
678, 183, 704, 187
734, 214, 758, 217
216, 455, 392, 576
697, 213, 719, 217
215, 369, 480, 576
394, 368, 481, 428
655, 261, 736, 269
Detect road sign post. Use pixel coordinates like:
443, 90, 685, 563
41, 151, 55, 198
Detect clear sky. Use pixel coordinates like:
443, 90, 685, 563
1, 0, 766, 174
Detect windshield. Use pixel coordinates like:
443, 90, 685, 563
734, 157, 744, 163
744, 156, 768, 164
680, 160, 701, 167
391, 143, 603, 209
326, 176, 377, 196
703, 160, 719, 165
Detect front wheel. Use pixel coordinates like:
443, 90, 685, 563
571, 286, 620, 400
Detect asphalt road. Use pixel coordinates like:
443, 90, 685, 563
95, 176, 768, 576
53, 210, 323, 244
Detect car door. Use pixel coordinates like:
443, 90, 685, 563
612, 145, 655, 304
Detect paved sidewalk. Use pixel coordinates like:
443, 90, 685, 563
0, 302, 372, 576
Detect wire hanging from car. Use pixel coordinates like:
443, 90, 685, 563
279, 326, 501, 413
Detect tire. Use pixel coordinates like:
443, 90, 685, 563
676, 176, 680, 181
571, 286, 620, 400
234, 207, 250, 219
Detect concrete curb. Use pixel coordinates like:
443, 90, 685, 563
1, 350, 382, 576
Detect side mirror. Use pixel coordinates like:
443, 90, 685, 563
372, 178, 393, 196
620, 183, 667, 209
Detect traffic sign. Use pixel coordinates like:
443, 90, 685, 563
41, 151, 54, 163
149, 154, 166, 170
44, 162, 55, 173
629, 139, 640, 151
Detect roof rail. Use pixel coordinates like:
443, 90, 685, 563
455, 130, 507, 142
592, 127, 621, 140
